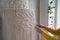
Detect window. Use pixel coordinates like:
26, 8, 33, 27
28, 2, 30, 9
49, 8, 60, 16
48, 0, 60, 29
48, 0, 56, 28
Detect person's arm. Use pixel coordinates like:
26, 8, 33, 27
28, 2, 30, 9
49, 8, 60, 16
41, 32, 56, 40
37, 24, 59, 35
44, 26, 59, 35
36, 27, 56, 40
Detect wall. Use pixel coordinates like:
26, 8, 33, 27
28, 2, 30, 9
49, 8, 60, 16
0, 16, 2, 40
56, 0, 60, 29
40, 0, 48, 26
0, 13, 2, 16
40, 0, 48, 40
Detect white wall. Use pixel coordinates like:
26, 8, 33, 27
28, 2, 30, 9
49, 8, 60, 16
39, 0, 48, 40
56, 0, 60, 28
40, 0, 48, 26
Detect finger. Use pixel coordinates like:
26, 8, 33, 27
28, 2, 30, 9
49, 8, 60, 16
36, 27, 42, 33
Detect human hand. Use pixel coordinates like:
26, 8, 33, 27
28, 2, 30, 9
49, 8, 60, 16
35, 25, 43, 33
36, 24, 45, 28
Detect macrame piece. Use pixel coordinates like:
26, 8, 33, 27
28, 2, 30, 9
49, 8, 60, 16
2, 9, 38, 40
6, 0, 29, 9
2, 0, 38, 40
